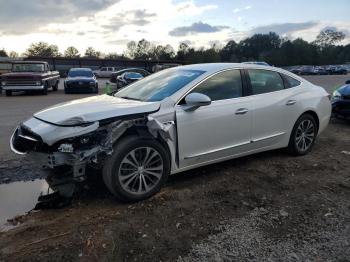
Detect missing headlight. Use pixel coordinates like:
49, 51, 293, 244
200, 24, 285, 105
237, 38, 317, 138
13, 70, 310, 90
58, 143, 74, 153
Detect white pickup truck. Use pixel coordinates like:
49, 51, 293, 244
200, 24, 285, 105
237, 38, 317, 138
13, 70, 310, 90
93, 67, 119, 78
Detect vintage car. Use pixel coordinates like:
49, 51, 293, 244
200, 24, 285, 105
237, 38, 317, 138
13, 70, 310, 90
0, 61, 60, 96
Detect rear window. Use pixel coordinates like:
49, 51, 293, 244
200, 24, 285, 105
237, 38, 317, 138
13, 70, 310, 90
283, 74, 301, 88
247, 69, 284, 95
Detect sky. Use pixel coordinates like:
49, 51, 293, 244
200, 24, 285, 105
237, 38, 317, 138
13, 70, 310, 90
0, 0, 349, 55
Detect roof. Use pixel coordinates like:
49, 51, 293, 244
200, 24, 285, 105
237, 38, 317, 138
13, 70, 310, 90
179, 62, 275, 72
174, 63, 306, 83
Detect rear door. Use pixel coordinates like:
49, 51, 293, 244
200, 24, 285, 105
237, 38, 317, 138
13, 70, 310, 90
245, 69, 301, 148
176, 69, 253, 168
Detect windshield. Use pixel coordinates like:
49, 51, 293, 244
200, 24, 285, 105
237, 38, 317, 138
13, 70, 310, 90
115, 68, 205, 102
12, 63, 44, 72
68, 70, 93, 77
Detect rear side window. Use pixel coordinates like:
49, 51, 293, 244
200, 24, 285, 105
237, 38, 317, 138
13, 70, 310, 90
283, 74, 301, 88
247, 69, 284, 95
190, 69, 242, 101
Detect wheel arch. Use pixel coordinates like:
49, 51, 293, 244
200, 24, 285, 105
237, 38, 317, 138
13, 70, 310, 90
298, 110, 320, 133
114, 126, 172, 168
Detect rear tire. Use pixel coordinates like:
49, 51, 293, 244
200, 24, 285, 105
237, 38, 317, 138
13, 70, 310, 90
287, 114, 317, 156
5, 90, 12, 96
102, 136, 170, 202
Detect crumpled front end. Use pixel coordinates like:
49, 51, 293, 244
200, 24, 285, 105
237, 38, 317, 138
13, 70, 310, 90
10, 111, 178, 183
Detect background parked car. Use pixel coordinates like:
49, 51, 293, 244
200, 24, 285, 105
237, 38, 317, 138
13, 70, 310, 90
110, 68, 150, 88
299, 66, 317, 75
116, 72, 144, 89
331, 80, 350, 119
152, 63, 181, 72
0, 61, 59, 96
93, 67, 119, 78
64, 68, 98, 94
314, 66, 328, 75
330, 66, 347, 75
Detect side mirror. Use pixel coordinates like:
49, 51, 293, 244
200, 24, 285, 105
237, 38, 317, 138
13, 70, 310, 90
183, 92, 211, 111
345, 80, 350, 85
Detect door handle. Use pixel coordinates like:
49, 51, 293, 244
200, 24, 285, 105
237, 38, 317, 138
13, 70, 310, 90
235, 108, 249, 115
286, 100, 296, 106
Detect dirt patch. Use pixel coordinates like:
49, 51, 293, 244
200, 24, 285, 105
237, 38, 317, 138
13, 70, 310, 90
0, 119, 349, 261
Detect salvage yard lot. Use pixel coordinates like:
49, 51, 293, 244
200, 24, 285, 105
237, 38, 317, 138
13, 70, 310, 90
0, 74, 350, 261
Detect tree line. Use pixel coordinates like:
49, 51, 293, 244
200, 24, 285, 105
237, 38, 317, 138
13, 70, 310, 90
0, 29, 349, 66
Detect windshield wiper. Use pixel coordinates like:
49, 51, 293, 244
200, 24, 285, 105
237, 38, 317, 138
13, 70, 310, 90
119, 96, 142, 101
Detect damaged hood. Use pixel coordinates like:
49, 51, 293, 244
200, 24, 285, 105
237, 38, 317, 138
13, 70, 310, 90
34, 95, 160, 125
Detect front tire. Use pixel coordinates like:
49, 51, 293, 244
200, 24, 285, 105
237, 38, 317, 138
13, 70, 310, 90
5, 90, 12, 96
42, 82, 48, 95
288, 114, 317, 156
102, 136, 170, 202
52, 81, 58, 91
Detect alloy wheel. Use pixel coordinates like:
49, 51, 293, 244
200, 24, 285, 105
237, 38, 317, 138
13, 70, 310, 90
118, 147, 164, 195
295, 119, 315, 152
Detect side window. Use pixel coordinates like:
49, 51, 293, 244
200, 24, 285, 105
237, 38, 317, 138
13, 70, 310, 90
101, 67, 107, 71
108, 67, 113, 71
189, 70, 243, 101
282, 74, 301, 88
247, 69, 284, 95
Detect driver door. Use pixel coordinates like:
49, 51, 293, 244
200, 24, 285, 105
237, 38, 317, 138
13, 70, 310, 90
175, 69, 253, 169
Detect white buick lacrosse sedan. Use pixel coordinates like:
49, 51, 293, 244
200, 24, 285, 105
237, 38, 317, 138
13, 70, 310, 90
11, 63, 331, 201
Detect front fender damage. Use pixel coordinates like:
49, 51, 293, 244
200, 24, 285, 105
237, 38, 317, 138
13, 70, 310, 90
30, 113, 178, 203
34, 112, 176, 181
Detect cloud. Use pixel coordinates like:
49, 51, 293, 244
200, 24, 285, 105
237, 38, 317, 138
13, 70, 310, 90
106, 39, 131, 45
0, 0, 117, 34
176, 1, 218, 16
233, 5, 251, 13
251, 21, 318, 35
169, 22, 229, 37
102, 9, 156, 32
